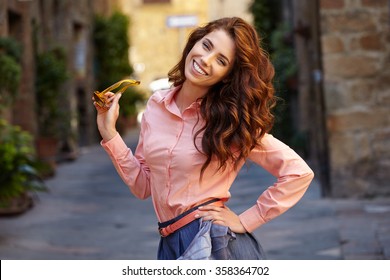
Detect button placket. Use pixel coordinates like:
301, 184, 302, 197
166, 120, 184, 188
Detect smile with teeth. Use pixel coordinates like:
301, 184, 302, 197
193, 60, 208, 76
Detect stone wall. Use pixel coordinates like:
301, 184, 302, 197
0, 0, 116, 147
0, 0, 36, 134
320, 0, 390, 197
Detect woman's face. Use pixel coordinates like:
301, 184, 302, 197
184, 29, 235, 89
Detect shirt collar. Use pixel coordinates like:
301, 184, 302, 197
163, 86, 181, 107
156, 85, 202, 112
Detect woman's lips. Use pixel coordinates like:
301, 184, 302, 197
193, 60, 208, 76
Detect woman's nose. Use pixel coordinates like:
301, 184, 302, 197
200, 53, 213, 66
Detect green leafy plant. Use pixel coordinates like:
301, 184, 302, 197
93, 11, 134, 89
0, 37, 22, 112
116, 87, 146, 133
0, 118, 47, 208
269, 23, 298, 144
249, 0, 281, 51
119, 87, 146, 118
250, 1, 299, 147
270, 23, 298, 86
93, 11, 144, 132
35, 47, 69, 137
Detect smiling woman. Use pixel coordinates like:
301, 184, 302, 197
94, 17, 314, 260
182, 29, 235, 91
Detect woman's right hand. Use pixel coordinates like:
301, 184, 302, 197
93, 92, 122, 142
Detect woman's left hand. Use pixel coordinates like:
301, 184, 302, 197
195, 205, 247, 233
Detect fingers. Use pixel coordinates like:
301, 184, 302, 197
104, 92, 118, 106
104, 92, 115, 98
113, 92, 122, 103
195, 206, 224, 221
105, 92, 122, 110
92, 92, 121, 113
93, 100, 108, 114
196, 205, 247, 233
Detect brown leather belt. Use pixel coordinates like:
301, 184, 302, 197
158, 199, 225, 238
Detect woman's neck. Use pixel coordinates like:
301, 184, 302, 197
175, 81, 208, 113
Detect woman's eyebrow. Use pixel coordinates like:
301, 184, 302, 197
205, 38, 231, 64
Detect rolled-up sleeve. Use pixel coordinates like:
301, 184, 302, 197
238, 134, 314, 232
101, 123, 151, 200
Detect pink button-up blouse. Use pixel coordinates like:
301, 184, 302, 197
101, 87, 314, 233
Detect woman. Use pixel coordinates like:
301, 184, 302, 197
94, 17, 314, 260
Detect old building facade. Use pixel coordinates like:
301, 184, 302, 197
1, 0, 37, 134
0, 0, 119, 151
293, 0, 390, 197
320, 0, 390, 197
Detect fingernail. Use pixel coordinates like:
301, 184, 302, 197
198, 206, 203, 209
194, 214, 200, 218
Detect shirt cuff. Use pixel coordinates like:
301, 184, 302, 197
100, 132, 129, 158
239, 205, 267, 233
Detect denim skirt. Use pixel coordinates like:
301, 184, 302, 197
157, 218, 266, 260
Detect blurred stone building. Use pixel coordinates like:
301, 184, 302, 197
0, 0, 119, 155
293, 0, 390, 197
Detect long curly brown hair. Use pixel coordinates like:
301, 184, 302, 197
168, 17, 276, 177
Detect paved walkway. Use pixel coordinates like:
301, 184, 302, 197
0, 128, 389, 260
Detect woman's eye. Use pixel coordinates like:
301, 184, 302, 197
202, 41, 210, 50
218, 58, 227, 66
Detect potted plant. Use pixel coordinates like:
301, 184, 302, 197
93, 12, 144, 134
35, 47, 69, 169
0, 118, 47, 215
117, 86, 145, 133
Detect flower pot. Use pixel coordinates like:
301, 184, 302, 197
0, 192, 33, 216
36, 137, 59, 171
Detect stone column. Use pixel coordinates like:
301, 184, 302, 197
293, 0, 331, 195
320, 0, 390, 197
